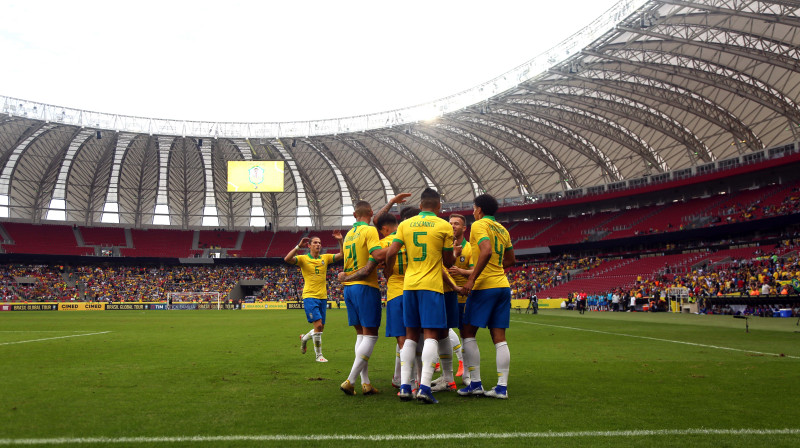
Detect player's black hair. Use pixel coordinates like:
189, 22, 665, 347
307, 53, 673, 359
309, 235, 321, 243
420, 187, 441, 210
375, 213, 398, 231
473, 193, 499, 216
400, 206, 420, 221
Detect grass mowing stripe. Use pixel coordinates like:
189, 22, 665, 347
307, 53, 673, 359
0, 428, 798, 445
0, 331, 111, 346
512, 320, 799, 359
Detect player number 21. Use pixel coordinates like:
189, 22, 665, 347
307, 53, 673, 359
347, 243, 358, 269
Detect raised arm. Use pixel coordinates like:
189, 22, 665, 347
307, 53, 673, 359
284, 237, 309, 264
332, 229, 344, 262
371, 193, 411, 226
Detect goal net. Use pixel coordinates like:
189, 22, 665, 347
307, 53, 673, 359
166, 291, 222, 310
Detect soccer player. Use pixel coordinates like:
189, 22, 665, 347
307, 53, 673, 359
446, 213, 474, 382
336, 193, 410, 396
336, 200, 383, 396
284, 231, 343, 362
384, 188, 455, 404
375, 212, 405, 386
342, 204, 417, 390
458, 193, 516, 399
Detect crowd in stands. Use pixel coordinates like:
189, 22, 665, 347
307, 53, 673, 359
507, 257, 601, 299
1, 232, 799, 319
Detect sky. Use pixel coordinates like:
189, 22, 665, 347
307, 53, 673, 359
0, 0, 621, 123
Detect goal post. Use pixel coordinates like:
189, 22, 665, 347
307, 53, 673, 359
166, 291, 222, 310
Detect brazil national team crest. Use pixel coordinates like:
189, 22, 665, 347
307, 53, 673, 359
248, 166, 265, 189
460, 256, 466, 262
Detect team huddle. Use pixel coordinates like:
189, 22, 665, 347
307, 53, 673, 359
284, 188, 515, 403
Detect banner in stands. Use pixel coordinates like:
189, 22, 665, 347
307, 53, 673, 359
58, 303, 106, 311
169, 303, 198, 310
538, 299, 565, 309
4, 303, 59, 311
149, 303, 168, 310
106, 303, 149, 311
266, 302, 287, 310
287, 302, 304, 310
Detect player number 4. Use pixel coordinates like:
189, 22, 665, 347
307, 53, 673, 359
493, 236, 504, 265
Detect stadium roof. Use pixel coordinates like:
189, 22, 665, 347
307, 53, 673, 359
1, 0, 799, 230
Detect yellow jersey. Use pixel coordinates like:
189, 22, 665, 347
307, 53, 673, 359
295, 253, 336, 299
342, 221, 382, 289
448, 239, 473, 303
470, 216, 512, 290
381, 233, 406, 301
393, 211, 454, 293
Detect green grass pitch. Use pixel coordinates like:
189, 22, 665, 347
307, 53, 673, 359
1, 309, 798, 447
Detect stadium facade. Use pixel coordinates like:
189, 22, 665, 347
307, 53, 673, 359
0, 0, 798, 231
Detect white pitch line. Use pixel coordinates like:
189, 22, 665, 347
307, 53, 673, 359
512, 319, 799, 359
0, 331, 102, 333
0, 428, 797, 445
0, 331, 111, 346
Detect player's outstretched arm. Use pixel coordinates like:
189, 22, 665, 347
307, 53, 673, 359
382, 240, 403, 263
448, 265, 473, 276
332, 229, 344, 262
371, 193, 411, 226
284, 237, 309, 264
337, 259, 378, 283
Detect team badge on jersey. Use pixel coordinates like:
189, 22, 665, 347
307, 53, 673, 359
460, 256, 465, 262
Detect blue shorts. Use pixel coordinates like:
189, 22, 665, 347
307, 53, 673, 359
385, 295, 405, 337
464, 287, 511, 329
302, 298, 327, 324
444, 291, 459, 329
343, 284, 381, 328
403, 289, 446, 329
458, 302, 467, 329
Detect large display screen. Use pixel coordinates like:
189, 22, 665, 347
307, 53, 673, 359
226, 161, 285, 192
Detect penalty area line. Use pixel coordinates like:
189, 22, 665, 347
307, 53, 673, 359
0, 331, 111, 346
0, 428, 798, 445
512, 320, 799, 359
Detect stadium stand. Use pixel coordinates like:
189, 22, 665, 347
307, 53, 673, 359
120, 229, 196, 258
79, 226, 127, 247
1, 223, 92, 256
197, 230, 239, 249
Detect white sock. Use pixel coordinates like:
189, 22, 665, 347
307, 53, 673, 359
302, 329, 314, 342
312, 332, 322, 357
347, 335, 377, 384
420, 338, 439, 388
355, 334, 363, 354
393, 343, 401, 382
437, 337, 454, 383
415, 347, 423, 386
400, 339, 417, 386
496, 341, 510, 387
353, 334, 371, 383
449, 328, 463, 362
463, 337, 481, 385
